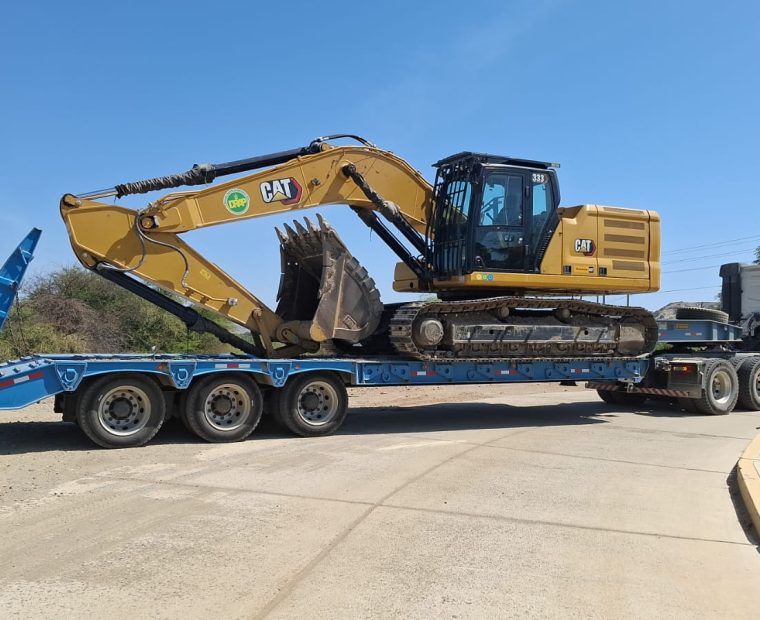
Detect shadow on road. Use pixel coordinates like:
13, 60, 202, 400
0, 399, 702, 455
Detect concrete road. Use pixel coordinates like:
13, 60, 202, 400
1, 384, 759, 618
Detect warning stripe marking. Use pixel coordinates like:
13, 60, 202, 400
587, 382, 690, 398
0, 370, 44, 389
213, 363, 251, 369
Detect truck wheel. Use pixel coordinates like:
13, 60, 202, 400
182, 375, 263, 443
276, 372, 348, 437
76, 374, 165, 448
596, 389, 619, 404
737, 357, 760, 410
613, 392, 648, 406
265, 390, 289, 430
675, 307, 729, 323
597, 389, 646, 405
694, 359, 738, 415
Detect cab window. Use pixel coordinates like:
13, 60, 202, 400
479, 174, 523, 226
531, 173, 551, 240
475, 173, 525, 270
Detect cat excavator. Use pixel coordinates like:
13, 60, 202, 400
60, 134, 661, 360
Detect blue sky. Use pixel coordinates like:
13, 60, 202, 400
1, 0, 758, 312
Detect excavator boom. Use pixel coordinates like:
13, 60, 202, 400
61, 136, 432, 356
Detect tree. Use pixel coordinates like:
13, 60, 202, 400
0, 266, 239, 357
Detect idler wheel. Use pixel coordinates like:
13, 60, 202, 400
413, 318, 444, 347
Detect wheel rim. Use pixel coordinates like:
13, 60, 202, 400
97, 385, 151, 436
202, 383, 252, 431
710, 369, 733, 405
753, 367, 760, 400
296, 381, 339, 427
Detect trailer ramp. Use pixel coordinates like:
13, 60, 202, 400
0, 228, 41, 332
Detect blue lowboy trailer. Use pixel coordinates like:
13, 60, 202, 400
0, 230, 649, 448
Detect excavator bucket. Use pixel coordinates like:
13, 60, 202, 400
274, 215, 383, 345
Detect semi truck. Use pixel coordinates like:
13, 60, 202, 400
589, 264, 760, 415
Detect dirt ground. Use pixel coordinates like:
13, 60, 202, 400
0, 382, 581, 507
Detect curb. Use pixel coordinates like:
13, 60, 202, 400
737, 432, 760, 537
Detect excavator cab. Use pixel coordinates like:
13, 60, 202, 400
429, 153, 561, 279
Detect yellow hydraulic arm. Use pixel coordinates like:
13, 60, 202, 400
60, 136, 433, 355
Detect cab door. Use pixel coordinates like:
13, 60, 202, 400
473, 171, 530, 272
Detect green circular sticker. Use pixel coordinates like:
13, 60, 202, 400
223, 189, 250, 215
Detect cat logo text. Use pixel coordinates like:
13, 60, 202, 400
574, 239, 596, 256
259, 177, 303, 205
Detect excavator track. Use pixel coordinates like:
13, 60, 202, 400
388, 297, 658, 361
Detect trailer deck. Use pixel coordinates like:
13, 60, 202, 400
0, 352, 648, 411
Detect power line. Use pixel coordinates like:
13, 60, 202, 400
661, 246, 757, 265
662, 264, 721, 274
659, 285, 720, 294
661, 234, 760, 256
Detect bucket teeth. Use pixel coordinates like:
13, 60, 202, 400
282, 222, 297, 241
276, 213, 338, 256
293, 219, 308, 236
316, 213, 330, 232
305, 217, 319, 235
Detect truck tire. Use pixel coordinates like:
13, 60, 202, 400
182, 374, 263, 443
675, 307, 729, 323
76, 374, 166, 448
276, 372, 348, 437
596, 389, 619, 404
737, 357, 760, 411
612, 391, 648, 406
597, 389, 647, 406
694, 359, 738, 415
265, 390, 289, 430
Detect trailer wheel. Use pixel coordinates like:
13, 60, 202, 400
694, 359, 738, 415
737, 357, 760, 411
76, 374, 165, 448
596, 389, 646, 406
596, 389, 619, 404
265, 390, 289, 430
178, 389, 194, 433
182, 374, 263, 443
276, 372, 348, 437
612, 391, 648, 406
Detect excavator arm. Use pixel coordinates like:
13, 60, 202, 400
60, 136, 434, 356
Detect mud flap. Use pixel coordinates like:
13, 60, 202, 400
274, 215, 382, 345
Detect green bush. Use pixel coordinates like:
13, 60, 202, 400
0, 266, 239, 356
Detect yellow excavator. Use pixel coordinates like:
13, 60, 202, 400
60, 134, 661, 359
